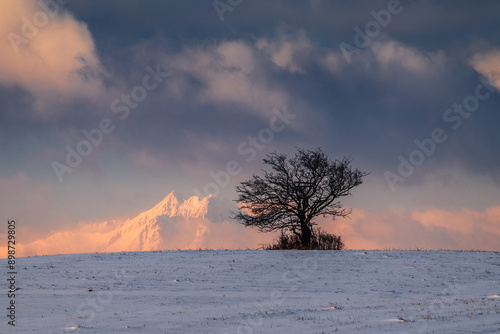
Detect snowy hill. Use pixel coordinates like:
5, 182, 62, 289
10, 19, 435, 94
6, 250, 500, 333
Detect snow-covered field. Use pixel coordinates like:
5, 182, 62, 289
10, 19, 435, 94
3, 250, 500, 333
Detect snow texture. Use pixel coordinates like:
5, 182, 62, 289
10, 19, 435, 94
2, 250, 500, 333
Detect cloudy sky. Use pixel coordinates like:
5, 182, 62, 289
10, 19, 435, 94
1, 0, 500, 253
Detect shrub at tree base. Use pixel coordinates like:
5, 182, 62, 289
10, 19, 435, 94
264, 228, 345, 250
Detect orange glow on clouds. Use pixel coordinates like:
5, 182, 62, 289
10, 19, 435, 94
320, 206, 500, 251
2, 205, 499, 258
1, 220, 275, 258
0, 0, 106, 114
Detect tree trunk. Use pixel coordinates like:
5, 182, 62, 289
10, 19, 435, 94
300, 221, 311, 248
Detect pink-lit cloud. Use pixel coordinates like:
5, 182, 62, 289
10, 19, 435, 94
8, 216, 274, 257
371, 40, 446, 74
321, 206, 500, 251
470, 49, 500, 91
161, 39, 292, 120
0, 0, 106, 114
4, 201, 499, 258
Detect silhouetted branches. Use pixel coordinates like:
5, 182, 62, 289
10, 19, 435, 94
233, 147, 368, 248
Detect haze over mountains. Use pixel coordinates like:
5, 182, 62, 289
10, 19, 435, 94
9, 192, 500, 257
18, 192, 266, 256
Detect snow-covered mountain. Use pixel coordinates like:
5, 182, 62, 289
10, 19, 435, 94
19, 191, 244, 256
102, 191, 235, 252
15, 191, 500, 257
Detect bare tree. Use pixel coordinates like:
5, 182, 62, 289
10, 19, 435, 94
233, 148, 367, 248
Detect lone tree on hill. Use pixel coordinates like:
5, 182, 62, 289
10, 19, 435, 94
233, 148, 368, 248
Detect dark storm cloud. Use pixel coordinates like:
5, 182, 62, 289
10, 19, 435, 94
2, 0, 500, 191
65, 1, 500, 49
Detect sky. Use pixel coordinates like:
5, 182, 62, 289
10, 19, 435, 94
1, 0, 500, 253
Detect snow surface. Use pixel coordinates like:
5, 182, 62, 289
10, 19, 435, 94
2, 250, 500, 333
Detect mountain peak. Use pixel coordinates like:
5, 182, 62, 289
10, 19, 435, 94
177, 195, 211, 218
144, 192, 217, 220
162, 190, 177, 202
149, 191, 179, 218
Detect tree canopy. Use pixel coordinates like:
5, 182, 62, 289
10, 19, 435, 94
233, 148, 368, 247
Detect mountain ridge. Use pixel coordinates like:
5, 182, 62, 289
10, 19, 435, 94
104, 191, 224, 252
18, 191, 241, 256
